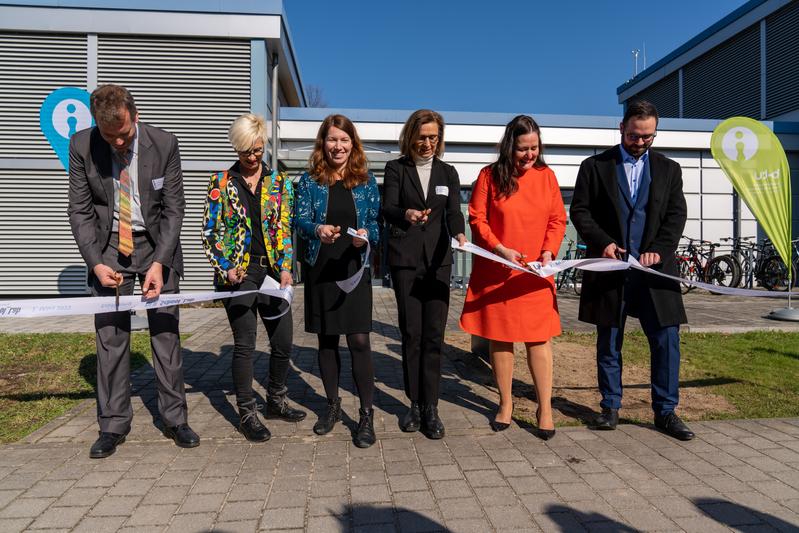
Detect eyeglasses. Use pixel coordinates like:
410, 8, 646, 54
238, 147, 264, 157
624, 132, 657, 143
416, 135, 439, 145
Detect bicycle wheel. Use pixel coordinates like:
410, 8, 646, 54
761, 256, 797, 291
705, 255, 740, 288
572, 268, 583, 296
677, 256, 700, 294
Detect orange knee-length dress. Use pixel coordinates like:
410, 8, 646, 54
460, 165, 567, 342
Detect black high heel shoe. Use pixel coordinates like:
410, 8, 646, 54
490, 420, 511, 432
535, 406, 555, 440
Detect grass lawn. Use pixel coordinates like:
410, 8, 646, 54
0, 333, 153, 444
560, 330, 799, 420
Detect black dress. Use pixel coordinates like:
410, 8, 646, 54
304, 180, 372, 334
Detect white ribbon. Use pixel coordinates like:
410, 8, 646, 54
0, 275, 294, 319
451, 238, 799, 298
335, 227, 370, 293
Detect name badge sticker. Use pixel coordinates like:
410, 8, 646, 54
152, 177, 165, 190
435, 185, 448, 196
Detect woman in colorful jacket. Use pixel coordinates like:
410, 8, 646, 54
294, 113, 381, 448
202, 113, 306, 443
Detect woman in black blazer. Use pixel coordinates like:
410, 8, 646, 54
382, 109, 466, 439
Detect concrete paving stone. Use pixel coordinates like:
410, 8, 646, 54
350, 469, 388, 486
177, 492, 226, 514
552, 481, 600, 502
616, 507, 679, 531
352, 458, 388, 473
311, 466, 348, 481
483, 503, 534, 529
236, 468, 276, 486
351, 484, 392, 504
0, 517, 32, 532
672, 482, 724, 500
392, 491, 437, 512
770, 470, 799, 491
739, 436, 784, 451
141, 484, 191, 505
507, 475, 552, 495
443, 517, 494, 533
44, 464, 90, 481
310, 479, 349, 497
0, 473, 45, 491
0, 496, 56, 518
473, 485, 518, 507
453, 455, 494, 471
761, 447, 799, 464
646, 495, 704, 518
652, 467, 702, 486
464, 469, 506, 488
429, 480, 473, 500
580, 472, 628, 491
265, 490, 305, 509
22, 479, 75, 499
308, 495, 350, 516
306, 514, 348, 533
125, 463, 168, 479
385, 461, 422, 476
351, 503, 393, 526
625, 477, 676, 497
565, 458, 610, 475
744, 455, 797, 473
697, 500, 765, 526
418, 454, 455, 467
719, 444, 766, 459
436, 496, 483, 520
190, 476, 235, 495
383, 449, 417, 463
760, 506, 799, 531
599, 488, 650, 510
124, 503, 179, 526
260, 506, 306, 530
396, 508, 445, 532
165, 512, 215, 532
672, 514, 743, 533
29, 505, 90, 529
723, 464, 776, 482
388, 474, 428, 492
483, 447, 525, 463
107, 477, 157, 496
89, 494, 142, 517
218, 499, 265, 522
212, 520, 260, 533
412, 439, 448, 456
154, 470, 200, 487
201, 461, 243, 478
536, 466, 581, 484
495, 460, 537, 478
533, 511, 587, 532
0, 489, 24, 508
72, 515, 128, 533
274, 461, 313, 478
270, 475, 309, 492
749, 480, 799, 501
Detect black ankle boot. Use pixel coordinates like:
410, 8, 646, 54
421, 404, 445, 439
238, 403, 270, 442
266, 396, 307, 422
354, 408, 376, 448
400, 402, 421, 432
313, 397, 341, 435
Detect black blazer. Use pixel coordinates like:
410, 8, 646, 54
382, 156, 465, 269
570, 146, 687, 327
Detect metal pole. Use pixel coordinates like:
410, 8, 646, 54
271, 52, 279, 171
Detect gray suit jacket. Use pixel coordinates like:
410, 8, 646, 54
67, 121, 185, 275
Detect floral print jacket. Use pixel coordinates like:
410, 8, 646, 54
294, 171, 381, 266
202, 168, 294, 286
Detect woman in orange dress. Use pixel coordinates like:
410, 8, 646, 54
460, 115, 566, 439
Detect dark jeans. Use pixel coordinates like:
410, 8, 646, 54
222, 261, 293, 409
596, 283, 681, 417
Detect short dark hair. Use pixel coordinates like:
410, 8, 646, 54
623, 100, 658, 125
90, 84, 137, 125
399, 109, 445, 158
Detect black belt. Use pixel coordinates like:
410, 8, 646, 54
250, 255, 271, 267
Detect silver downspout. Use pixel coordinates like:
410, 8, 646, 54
271, 52, 279, 170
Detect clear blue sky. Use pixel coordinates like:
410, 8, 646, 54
286, 0, 750, 117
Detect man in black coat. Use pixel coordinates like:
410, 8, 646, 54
570, 100, 694, 440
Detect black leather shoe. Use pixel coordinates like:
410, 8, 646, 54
421, 404, 445, 440
400, 402, 421, 432
164, 424, 200, 448
239, 404, 271, 442
313, 398, 341, 435
535, 428, 556, 441
265, 397, 307, 422
592, 408, 619, 430
490, 420, 511, 432
654, 412, 695, 441
354, 408, 376, 448
89, 431, 127, 459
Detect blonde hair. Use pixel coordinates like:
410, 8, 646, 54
228, 113, 268, 152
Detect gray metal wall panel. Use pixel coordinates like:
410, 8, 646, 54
766, 0, 799, 118
0, 32, 87, 158
683, 23, 761, 119
634, 71, 680, 118
97, 36, 251, 160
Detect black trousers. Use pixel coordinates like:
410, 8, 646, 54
391, 264, 451, 405
222, 261, 293, 408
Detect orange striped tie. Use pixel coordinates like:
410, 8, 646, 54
117, 151, 134, 256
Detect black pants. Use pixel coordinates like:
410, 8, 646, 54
223, 262, 293, 408
391, 264, 451, 405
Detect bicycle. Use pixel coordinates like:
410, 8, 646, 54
555, 239, 586, 295
676, 236, 740, 293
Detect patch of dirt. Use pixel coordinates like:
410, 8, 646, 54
444, 331, 735, 426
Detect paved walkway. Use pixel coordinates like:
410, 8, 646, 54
0, 289, 798, 532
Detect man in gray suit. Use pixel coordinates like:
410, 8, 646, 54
68, 84, 199, 458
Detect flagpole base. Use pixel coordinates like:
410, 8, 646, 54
767, 308, 799, 322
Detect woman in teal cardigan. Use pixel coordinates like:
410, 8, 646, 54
294, 114, 381, 448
